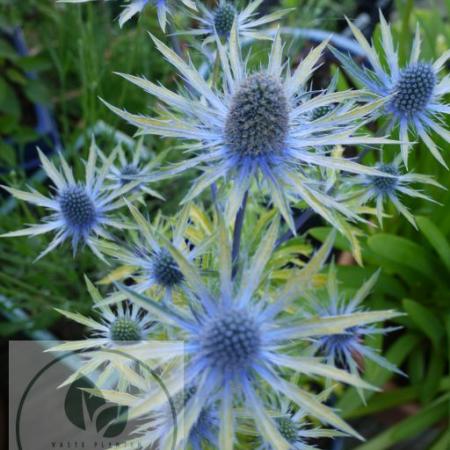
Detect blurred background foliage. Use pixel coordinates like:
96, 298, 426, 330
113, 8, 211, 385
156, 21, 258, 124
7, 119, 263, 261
0, 0, 449, 449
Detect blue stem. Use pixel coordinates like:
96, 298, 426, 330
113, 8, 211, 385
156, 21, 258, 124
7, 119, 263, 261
231, 191, 248, 278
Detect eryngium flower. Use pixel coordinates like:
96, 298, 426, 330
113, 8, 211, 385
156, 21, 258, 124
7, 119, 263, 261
105, 27, 394, 231
1, 142, 139, 259
186, 0, 290, 44
58, 0, 197, 30
94, 202, 212, 302
101, 141, 165, 200
348, 156, 441, 227
333, 12, 450, 167
311, 265, 402, 379
109, 220, 401, 448
49, 277, 154, 390
255, 396, 345, 449
52, 277, 154, 349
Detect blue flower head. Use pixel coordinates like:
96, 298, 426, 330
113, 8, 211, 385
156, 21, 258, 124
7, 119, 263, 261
333, 12, 450, 167
1, 140, 140, 260
185, 0, 290, 44
102, 140, 165, 199
256, 395, 345, 449
105, 27, 395, 235
93, 202, 213, 303
347, 155, 442, 227
311, 264, 403, 379
108, 221, 401, 448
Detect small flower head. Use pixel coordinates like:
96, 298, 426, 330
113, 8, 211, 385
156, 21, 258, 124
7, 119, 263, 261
1, 142, 138, 259
103, 141, 164, 199
51, 278, 153, 349
311, 264, 402, 378
349, 157, 441, 227
94, 202, 207, 302
333, 12, 450, 167
59, 185, 98, 233
187, 0, 289, 45
253, 394, 347, 449
370, 163, 399, 194
152, 247, 185, 288
49, 277, 154, 391
389, 63, 436, 117
213, 2, 236, 38
276, 416, 299, 443
110, 315, 143, 343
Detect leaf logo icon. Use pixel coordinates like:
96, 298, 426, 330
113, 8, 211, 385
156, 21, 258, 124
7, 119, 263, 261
64, 377, 128, 438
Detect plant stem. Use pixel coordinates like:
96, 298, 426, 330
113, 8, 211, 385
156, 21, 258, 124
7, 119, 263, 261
275, 209, 315, 249
232, 191, 249, 278
167, 22, 183, 58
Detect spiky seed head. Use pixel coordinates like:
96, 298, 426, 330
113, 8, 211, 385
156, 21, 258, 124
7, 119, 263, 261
276, 417, 299, 443
214, 3, 236, 38
110, 317, 142, 343
59, 186, 97, 232
201, 310, 261, 371
120, 164, 140, 185
390, 63, 436, 116
225, 72, 289, 158
152, 248, 184, 288
371, 164, 399, 194
311, 105, 333, 121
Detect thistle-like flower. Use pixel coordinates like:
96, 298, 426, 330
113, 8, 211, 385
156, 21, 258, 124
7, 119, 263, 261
186, 0, 289, 45
53, 278, 154, 350
105, 27, 394, 232
310, 264, 402, 379
58, 0, 197, 30
101, 141, 165, 200
348, 156, 441, 227
333, 12, 450, 167
49, 277, 155, 390
94, 202, 212, 303
0, 142, 139, 260
254, 396, 345, 450
103, 219, 401, 448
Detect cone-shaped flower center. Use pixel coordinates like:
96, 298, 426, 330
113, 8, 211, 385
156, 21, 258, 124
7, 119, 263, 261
59, 186, 97, 232
152, 248, 184, 288
120, 164, 140, 185
214, 3, 236, 38
276, 417, 299, 443
225, 72, 289, 157
201, 310, 261, 371
391, 63, 436, 115
110, 317, 142, 343
371, 164, 399, 194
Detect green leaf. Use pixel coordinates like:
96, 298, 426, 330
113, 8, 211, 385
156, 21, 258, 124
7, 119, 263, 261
353, 394, 449, 450
407, 348, 425, 385
402, 299, 444, 348
368, 234, 438, 282
345, 386, 417, 419
416, 216, 450, 273
339, 334, 420, 416
430, 430, 450, 450
0, 77, 20, 118
420, 349, 445, 404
